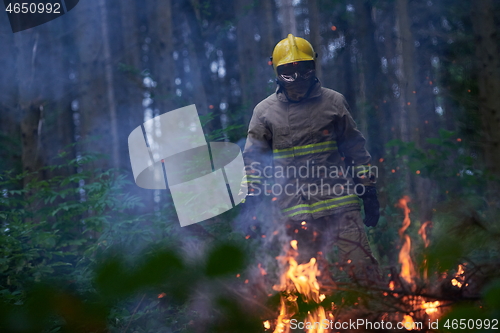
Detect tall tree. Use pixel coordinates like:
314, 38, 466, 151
471, 0, 500, 190
353, 0, 384, 160
114, 0, 144, 171
150, 0, 175, 114
307, 0, 322, 80
39, 17, 77, 170
279, 0, 297, 36
395, 0, 418, 145
183, 0, 209, 112
0, 19, 21, 172
14, 30, 45, 186
74, 0, 119, 171
235, 1, 262, 125
98, 0, 120, 169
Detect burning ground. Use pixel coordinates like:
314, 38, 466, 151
228, 196, 500, 333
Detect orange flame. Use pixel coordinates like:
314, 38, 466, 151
451, 264, 465, 288
396, 196, 411, 237
399, 235, 416, 287
418, 221, 432, 280
389, 197, 444, 325
402, 315, 415, 330
418, 221, 431, 247
272, 241, 327, 333
396, 197, 417, 289
421, 300, 440, 314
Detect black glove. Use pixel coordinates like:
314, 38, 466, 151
359, 187, 380, 227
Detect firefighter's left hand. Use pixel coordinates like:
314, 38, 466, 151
360, 187, 380, 227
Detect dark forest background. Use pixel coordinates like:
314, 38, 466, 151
1, 0, 500, 332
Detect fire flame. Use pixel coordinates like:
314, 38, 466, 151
389, 281, 395, 290
402, 315, 415, 330
419, 221, 432, 280
421, 300, 440, 314
394, 196, 442, 326
451, 264, 465, 288
397, 196, 411, 237
272, 241, 327, 333
418, 221, 431, 248
265, 196, 449, 331
396, 197, 416, 289
399, 235, 416, 287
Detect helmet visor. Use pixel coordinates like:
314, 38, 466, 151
277, 61, 315, 83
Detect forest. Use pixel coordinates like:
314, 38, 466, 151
1, 0, 500, 332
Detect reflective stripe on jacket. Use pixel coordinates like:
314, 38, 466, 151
243, 81, 374, 221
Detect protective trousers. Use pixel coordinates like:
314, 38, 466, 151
285, 209, 380, 280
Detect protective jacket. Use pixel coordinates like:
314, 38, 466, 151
243, 80, 375, 222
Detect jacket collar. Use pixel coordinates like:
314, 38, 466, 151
275, 79, 323, 103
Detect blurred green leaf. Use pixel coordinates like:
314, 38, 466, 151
205, 243, 245, 277
483, 279, 500, 309
425, 236, 464, 272
133, 249, 183, 286
94, 257, 134, 298
439, 303, 489, 332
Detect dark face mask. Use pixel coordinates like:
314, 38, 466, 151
280, 75, 317, 102
277, 61, 317, 102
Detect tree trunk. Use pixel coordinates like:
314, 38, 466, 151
41, 18, 76, 177
341, 35, 357, 118
353, 0, 385, 160
181, 1, 209, 118
151, 0, 175, 114
0, 22, 20, 172
394, 0, 413, 191
279, 0, 297, 37
396, 0, 433, 219
471, 0, 500, 194
260, 0, 278, 55
235, 1, 261, 125
256, 0, 278, 100
98, 0, 120, 169
116, 0, 144, 171
74, 1, 116, 171
357, 56, 368, 138
307, 0, 322, 80
395, 0, 418, 145
14, 30, 45, 186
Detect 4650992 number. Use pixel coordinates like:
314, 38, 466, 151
5, 2, 61, 14
443, 318, 498, 330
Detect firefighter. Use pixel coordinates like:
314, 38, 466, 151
242, 34, 380, 279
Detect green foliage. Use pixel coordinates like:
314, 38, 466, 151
0, 151, 142, 303
209, 298, 264, 333
0, 151, 264, 332
386, 129, 485, 196
200, 111, 245, 142
379, 131, 500, 330
204, 243, 245, 277
0, 241, 257, 332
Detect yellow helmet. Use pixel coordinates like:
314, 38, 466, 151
271, 34, 316, 74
